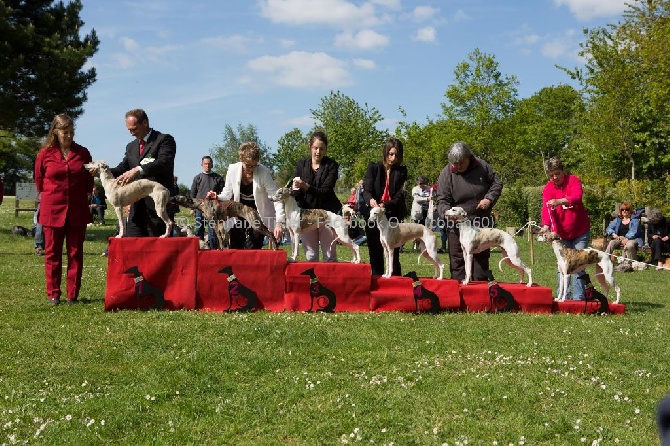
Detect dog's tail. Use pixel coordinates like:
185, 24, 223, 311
498, 257, 510, 272
417, 249, 427, 265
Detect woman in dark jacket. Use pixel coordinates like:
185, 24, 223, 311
292, 131, 341, 261
362, 138, 408, 276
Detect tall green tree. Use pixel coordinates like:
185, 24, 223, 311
310, 91, 389, 188
441, 48, 519, 164
210, 123, 272, 178
0, 0, 99, 137
507, 85, 584, 184
272, 128, 307, 186
565, 0, 670, 180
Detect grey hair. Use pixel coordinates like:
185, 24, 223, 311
448, 141, 472, 164
544, 156, 564, 173
648, 208, 664, 224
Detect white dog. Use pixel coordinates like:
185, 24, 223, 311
368, 206, 444, 279
269, 187, 360, 263
444, 206, 532, 286
544, 232, 621, 303
85, 161, 171, 238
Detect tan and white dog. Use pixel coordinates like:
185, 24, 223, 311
269, 187, 360, 263
544, 231, 621, 303
85, 161, 171, 238
444, 206, 532, 286
368, 206, 444, 279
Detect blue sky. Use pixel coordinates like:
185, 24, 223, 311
75, 0, 628, 186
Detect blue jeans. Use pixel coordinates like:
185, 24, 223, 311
195, 209, 217, 249
34, 205, 44, 250
557, 230, 590, 300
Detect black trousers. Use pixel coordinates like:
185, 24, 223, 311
229, 220, 265, 249
650, 238, 670, 262
447, 228, 491, 282
365, 220, 401, 276
125, 199, 173, 237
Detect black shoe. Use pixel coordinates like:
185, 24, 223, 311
49, 298, 60, 306
66, 299, 79, 305
437, 248, 446, 254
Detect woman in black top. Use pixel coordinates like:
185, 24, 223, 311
292, 131, 341, 261
361, 138, 408, 276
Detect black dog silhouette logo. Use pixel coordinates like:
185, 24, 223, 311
403, 271, 440, 314
487, 271, 516, 313
300, 268, 337, 312
219, 266, 258, 312
580, 273, 610, 314
123, 265, 165, 310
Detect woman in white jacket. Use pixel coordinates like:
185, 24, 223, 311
210, 142, 284, 249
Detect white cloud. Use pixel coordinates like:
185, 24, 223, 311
284, 115, 315, 127
334, 30, 389, 50
370, 0, 401, 10
246, 51, 353, 88
413, 26, 436, 43
412, 6, 439, 22
110, 53, 135, 69
200, 35, 255, 53
120, 37, 139, 51
258, 0, 379, 28
553, 0, 627, 21
510, 25, 541, 46
452, 9, 469, 22
353, 58, 376, 69
279, 38, 296, 48
542, 39, 568, 58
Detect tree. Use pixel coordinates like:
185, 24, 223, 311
507, 85, 584, 184
0, 0, 99, 137
564, 0, 670, 181
210, 123, 272, 177
272, 128, 308, 186
441, 48, 519, 163
0, 131, 40, 193
310, 91, 389, 187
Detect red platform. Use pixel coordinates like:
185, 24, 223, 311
553, 300, 626, 315
284, 262, 371, 312
196, 249, 287, 312
370, 276, 461, 313
459, 281, 554, 313
104, 237, 198, 311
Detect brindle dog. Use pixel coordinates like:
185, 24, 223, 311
170, 195, 278, 250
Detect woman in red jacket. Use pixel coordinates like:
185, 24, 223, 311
34, 114, 93, 305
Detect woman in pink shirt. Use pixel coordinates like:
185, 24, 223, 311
540, 157, 591, 300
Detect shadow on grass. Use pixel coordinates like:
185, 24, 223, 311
624, 301, 664, 313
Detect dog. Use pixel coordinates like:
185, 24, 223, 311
219, 266, 258, 312
268, 187, 360, 263
544, 231, 621, 303
85, 161, 171, 238
579, 273, 610, 314
123, 265, 165, 310
368, 206, 444, 279
443, 207, 532, 286
11, 225, 31, 236
170, 195, 278, 250
301, 267, 337, 312
403, 271, 441, 314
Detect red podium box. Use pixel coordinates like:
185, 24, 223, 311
284, 262, 371, 312
105, 237, 198, 311
459, 281, 554, 313
553, 300, 626, 315
370, 276, 461, 313
196, 249, 287, 312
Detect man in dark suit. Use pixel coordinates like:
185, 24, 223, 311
110, 108, 177, 237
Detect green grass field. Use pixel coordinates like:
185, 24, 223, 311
0, 199, 667, 445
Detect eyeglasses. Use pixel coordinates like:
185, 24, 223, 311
243, 162, 259, 169
621, 209, 631, 212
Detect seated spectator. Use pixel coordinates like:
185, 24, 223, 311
646, 208, 669, 270
605, 202, 644, 260
89, 185, 106, 225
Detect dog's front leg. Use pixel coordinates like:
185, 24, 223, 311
462, 249, 473, 285
290, 230, 300, 261
115, 207, 125, 238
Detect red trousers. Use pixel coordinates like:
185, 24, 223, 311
43, 224, 86, 300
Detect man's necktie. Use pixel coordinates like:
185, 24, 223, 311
139, 139, 145, 155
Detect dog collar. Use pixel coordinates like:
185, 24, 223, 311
412, 280, 421, 287
227, 274, 237, 282
133, 276, 144, 284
